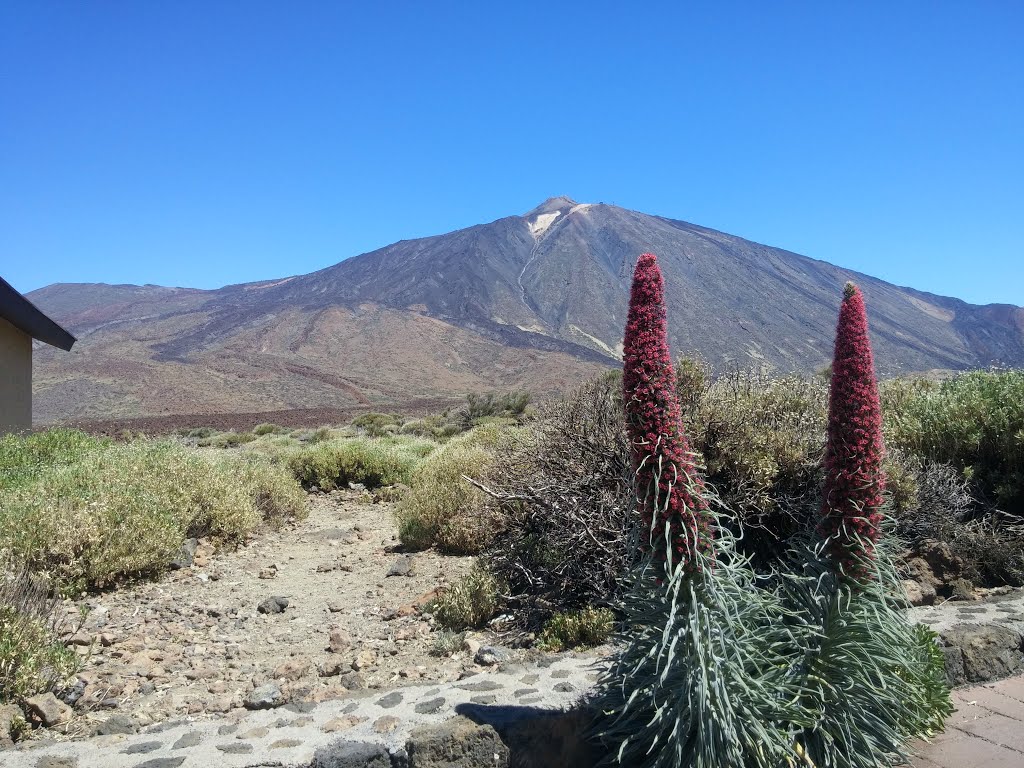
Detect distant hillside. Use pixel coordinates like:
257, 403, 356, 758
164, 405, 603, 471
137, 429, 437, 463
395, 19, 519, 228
29, 197, 1024, 422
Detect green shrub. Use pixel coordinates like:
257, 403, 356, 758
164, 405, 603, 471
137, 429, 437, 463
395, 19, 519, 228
430, 629, 465, 657
0, 429, 108, 491
307, 426, 336, 444
885, 369, 1024, 513
538, 607, 615, 652
0, 436, 307, 592
287, 436, 435, 491
0, 568, 78, 704
429, 565, 501, 630
206, 431, 257, 448
351, 412, 402, 437
209, 453, 308, 527
395, 425, 510, 553
252, 422, 287, 436
686, 365, 828, 562
400, 415, 465, 441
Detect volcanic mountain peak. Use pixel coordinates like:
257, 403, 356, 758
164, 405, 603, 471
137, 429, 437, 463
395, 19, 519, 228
25, 197, 1024, 424
525, 196, 580, 217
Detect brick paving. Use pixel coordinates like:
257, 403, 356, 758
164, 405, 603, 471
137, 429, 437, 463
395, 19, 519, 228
912, 675, 1024, 768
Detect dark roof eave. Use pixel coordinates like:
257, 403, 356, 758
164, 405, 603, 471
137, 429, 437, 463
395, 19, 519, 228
0, 277, 76, 351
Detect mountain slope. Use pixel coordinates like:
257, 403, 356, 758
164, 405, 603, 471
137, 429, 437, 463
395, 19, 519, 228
28, 197, 1024, 422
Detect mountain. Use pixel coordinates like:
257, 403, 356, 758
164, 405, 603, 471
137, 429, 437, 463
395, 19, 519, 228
28, 197, 1024, 423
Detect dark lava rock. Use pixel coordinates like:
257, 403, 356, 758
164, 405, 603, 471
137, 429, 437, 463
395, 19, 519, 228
406, 716, 509, 768
257, 596, 290, 614
941, 623, 1024, 684
169, 538, 198, 570
310, 739, 392, 768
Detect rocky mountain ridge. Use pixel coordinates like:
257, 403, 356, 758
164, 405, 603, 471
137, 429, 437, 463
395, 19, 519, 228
28, 197, 1024, 422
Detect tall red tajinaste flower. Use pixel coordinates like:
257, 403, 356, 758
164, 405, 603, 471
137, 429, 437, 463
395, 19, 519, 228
820, 282, 885, 576
622, 253, 711, 573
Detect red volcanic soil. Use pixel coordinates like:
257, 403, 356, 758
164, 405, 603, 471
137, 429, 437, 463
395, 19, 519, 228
57, 397, 464, 436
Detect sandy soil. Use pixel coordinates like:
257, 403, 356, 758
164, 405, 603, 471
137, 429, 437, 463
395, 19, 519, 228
59, 490, 483, 735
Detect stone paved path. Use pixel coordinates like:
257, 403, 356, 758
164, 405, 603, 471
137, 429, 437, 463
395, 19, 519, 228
912, 675, 1024, 768
7, 667, 1024, 767
1, 655, 596, 767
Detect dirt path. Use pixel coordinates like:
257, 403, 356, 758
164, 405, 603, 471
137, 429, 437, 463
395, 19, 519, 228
61, 489, 484, 734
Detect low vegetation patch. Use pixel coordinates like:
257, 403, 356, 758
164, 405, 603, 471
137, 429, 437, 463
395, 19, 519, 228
0, 567, 78, 704
428, 565, 501, 631
395, 424, 512, 553
286, 435, 435, 491
0, 432, 307, 592
885, 369, 1024, 514
538, 606, 615, 652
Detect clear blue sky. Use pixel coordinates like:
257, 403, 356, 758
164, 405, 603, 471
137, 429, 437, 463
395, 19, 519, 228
2, 2, 1021, 305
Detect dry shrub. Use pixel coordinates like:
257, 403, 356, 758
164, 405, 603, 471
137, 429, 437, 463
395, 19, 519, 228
286, 435, 434, 491
0, 436, 307, 592
0, 566, 77, 704
480, 372, 635, 624
395, 425, 509, 553
538, 606, 615, 652
684, 365, 828, 563
429, 565, 501, 630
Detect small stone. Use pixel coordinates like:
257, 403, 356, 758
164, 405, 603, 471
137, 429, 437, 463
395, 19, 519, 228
474, 645, 510, 666
25, 692, 73, 726
123, 741, 163, 754
259, 565, 278, 579
169, 538, 198, 570
339, 671, 367, 690
271, 738, 303, 748
414, 697, 446, 714
322, 715, 367, 732
319, 657, 347, 676
172, 731, 202, 749
218, 723, 239, 735
216, 742, 254, 754
273, 657, 311, 681
550, 669, 571, 679
35, 759, 79, 768
258, 596, 289, 614
327, 600, 345, 613
237, 726, 270, 739
514, 688, 539, 697
352, 649, 377, 671
373, 715, 401, 733
245, 683, 284, 709
329, 627, 352, 653
519, 674, 540, 685
457, 680, 503, 692
377, 691, 403, 708
554, 682, 576, 693
96, 713, 138, 735
0, 703, 22, 747
463, 637, 482, 656
471, 694, 497, 705
311, 740, 391, 767
135, 760, 185, 768
387, 556, 415, 577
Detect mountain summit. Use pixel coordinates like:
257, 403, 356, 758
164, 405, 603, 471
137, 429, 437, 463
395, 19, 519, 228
28, 198, 1024, 422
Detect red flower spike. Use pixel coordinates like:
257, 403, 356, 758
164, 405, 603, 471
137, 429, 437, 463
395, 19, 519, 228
622, 253, 712, 574
820, 282, 886, 579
